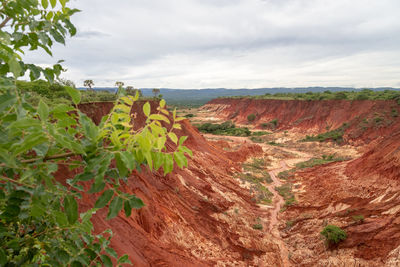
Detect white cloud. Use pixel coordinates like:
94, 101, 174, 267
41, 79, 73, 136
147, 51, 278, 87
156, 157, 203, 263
24, 0, 400, 88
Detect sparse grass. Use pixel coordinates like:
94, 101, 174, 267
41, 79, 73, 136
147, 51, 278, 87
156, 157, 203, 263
268, 141, 283, 146
352, 215, 365, 223
250, 136, 264, 143
286, 220, 294, 228
277, 169, 295, 180
275, 183, 296, 207
263, 172, 273, 183
252, 131, 271, 136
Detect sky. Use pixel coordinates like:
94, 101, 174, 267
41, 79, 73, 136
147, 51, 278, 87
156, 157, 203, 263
26, 0, 400, 88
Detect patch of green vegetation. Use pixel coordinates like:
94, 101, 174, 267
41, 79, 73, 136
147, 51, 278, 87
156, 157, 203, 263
286, 220, 294, 228
391, 109, 398, 117
268, 141, 283, 146
247, 113, 256, 122
263, 172, 273, 183
195, 121, 251, 136
185, 113, 195, 118
252, 131, 271, 136
252, 223, 263, 230
352, 215, 365, 223
260, 119, 279, 130
250, 136, 264, 143
302, 123, 349, 144
238, 159, 273, 204
221, 89, 400, 101
252, 217, 263, 230
277, 169, 295, 180
275, 183, 296, 207
321, 225, 347, 245
295, 154, 349, 169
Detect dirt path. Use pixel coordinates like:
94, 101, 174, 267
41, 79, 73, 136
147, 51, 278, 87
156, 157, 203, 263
203, 133, 316, 266
266, 161, 291, 266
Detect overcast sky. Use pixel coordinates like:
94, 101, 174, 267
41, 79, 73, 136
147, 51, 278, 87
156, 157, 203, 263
26, 0, 400, 88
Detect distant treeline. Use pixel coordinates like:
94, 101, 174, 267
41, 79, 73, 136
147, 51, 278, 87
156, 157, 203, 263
221, 89, 400, 102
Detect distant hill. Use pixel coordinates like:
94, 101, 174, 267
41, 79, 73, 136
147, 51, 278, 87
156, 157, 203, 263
79, 87, 400, 107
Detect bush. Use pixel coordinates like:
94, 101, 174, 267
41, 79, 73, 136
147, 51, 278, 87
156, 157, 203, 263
247, 113, 256, 122
321, 225, 347, 245
252, 223, 263, 230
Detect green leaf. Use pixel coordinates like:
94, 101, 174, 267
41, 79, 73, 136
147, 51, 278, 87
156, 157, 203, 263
160, 99, 166, 108
179, 136, 188, 145
50, 0, 57, 8
168, 132, 178, 144
107, 196, 123, 219
105, 247, 118, 259
163, 153, 174, 175
56, 249, 70, 264
115, 153, 128, 177
0, 248, 7, 266
64, 195, 78, 225
174, 151, 187, 169
143, 102, 150, 117
118, 151, 135, 171
130, 195, 144, 209
117, 254, 131, 264
54, 211, 68, 227
66, 86, 81, 105
123, 200, 131, 217
100, 255, 112, 267
41, 0, 49, 9
95, 190, 114, 209
50, 29, 65, 44
8, 57, 21, 78
38, 99, 49, 120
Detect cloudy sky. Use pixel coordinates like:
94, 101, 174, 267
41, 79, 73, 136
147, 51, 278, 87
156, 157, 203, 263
27, 0, 400, 88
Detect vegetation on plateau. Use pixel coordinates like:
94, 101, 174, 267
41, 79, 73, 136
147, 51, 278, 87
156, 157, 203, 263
222, 89, 400, 102
0, 1, 191, 265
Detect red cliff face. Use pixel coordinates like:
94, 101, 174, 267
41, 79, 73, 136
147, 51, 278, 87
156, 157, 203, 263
73, 101, 281, 266
203, 98, 400, 144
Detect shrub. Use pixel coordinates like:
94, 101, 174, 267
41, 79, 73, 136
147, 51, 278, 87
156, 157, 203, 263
247, 113, 256, 122
321, 225, 347, 245
252, 223, 263, 230
286, 220, 294, 228
185, 113, 195, 118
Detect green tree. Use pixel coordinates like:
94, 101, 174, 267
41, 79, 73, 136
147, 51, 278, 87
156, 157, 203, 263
115, 81, 124, 88
84, 79, 94, 90
0, 0, 191, 265
152, 88, 160, 98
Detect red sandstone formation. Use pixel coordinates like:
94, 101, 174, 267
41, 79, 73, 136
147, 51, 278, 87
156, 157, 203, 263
202, 98, 400, 144
75, 101, 281, 266
73, 99, 400, 266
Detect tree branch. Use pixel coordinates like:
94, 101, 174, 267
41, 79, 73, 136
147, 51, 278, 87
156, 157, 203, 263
0, 152, 78, 167
0, 16, 11, 29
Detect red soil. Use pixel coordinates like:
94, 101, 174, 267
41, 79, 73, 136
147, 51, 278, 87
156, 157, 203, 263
65, 101, 281, 266
73, 99, 400, 266
203, 98, 400, 145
